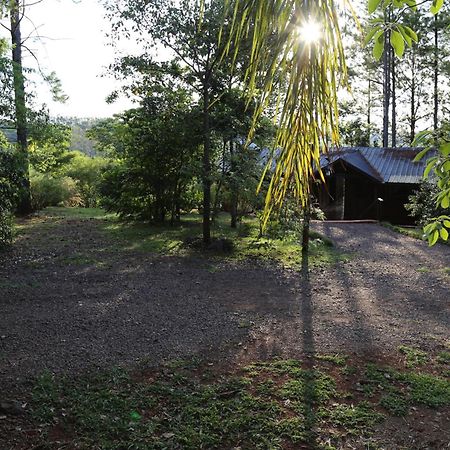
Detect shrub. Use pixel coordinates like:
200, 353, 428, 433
30, 171, 81, 210
0, 141, 22, 248
405, 181, 446, 227
62, 152, 107, 207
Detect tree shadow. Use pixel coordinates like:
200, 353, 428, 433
300, 251, 318, 446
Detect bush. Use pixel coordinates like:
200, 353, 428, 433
30, 172, 81, 210
405, 181, 446, 227
62, 152, 107, 207
0, 143, 22, 248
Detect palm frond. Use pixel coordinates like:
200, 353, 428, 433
225, 0, 348, 227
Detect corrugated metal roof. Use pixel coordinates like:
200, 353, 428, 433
321, 147, 428, 184
0, 128, 18, 144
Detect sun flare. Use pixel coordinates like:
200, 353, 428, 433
298, 20, 322, 44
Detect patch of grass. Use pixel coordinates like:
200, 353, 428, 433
319, 402, 384, 435
437, 351, 450, 365
21, 207, 346, 269
29, 355, 450, 449
401, 372, 450, 408
316, 353, 347, 366
398, 345, 428, 368
379, 391, 409, 416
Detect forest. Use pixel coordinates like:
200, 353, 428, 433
0, 1, 449, 449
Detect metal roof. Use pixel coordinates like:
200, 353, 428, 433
321, 147, 428, 184
0, 127, 18, 144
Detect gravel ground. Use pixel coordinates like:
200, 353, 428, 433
0, 218, 449, 394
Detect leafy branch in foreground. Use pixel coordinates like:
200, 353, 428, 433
413, 124, 450, 245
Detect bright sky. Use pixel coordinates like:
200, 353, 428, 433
16, 0, 136, 118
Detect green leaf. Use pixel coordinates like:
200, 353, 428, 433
429, 230, 439, 246
398, 25, 412, 47
431, 0, 444, 14
404, 26, 419, 43
369, 0, 383, 14
373, 33, 384, 60
441, 195, 450, 209
390, 30, 405, 58
413, 147, 430, 162
443, 220, 450, 228
440, 142, 450, 157
440, 227, 449, 241
364, 27, 381, 47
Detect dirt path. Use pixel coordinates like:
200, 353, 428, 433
1, 217, 449, 397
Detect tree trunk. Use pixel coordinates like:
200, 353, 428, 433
202, 79, 212, 245
410, 50, 416, 144
10, 2, 32, 214
301, 199, 311, 255
382, 10, 391, 148
229, 141, 238, 228
391, 46, 397, 148
433, 15, 439, 133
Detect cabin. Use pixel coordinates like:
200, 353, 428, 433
316, 147, 428, 225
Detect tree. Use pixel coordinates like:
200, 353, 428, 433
1, 0, 69, 214
106, 0, 238, 244
93, 88, 201, 223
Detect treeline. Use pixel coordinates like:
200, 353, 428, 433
340, 0, 450, 146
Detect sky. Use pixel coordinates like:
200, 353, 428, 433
14, 0, 136, 118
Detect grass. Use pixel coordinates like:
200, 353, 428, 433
17, 207, 348, 269
29, 351, 450, 450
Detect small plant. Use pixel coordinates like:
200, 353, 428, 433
398, 345, 428, 367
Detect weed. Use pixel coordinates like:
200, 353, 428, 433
398, 345, 428, 367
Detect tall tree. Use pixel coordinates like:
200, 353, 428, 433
105, 0, 250, 244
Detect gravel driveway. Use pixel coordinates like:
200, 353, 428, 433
1, 218, 449, 398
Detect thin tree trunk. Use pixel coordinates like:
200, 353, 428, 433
391, 47, 397, 148
212, 139, 227, 220
10, 2, 32, 214
382, 10, 391, 148
230, 141, 238, 228
433, 15, 439, 133
301, 199, 311, 255
367, 78, 371, 145
410, 50, 416, 144
202, 79, 211, 245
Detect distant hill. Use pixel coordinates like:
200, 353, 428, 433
55, 116, 102, 156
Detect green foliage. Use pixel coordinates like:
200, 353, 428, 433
62, 151, 107, 207
0, 137, 22, 247
30, 171, 81, 210
97, 91, 201, 223
28, 112, 74, 174
405, 181, 447, 227
413, 124, 450, 245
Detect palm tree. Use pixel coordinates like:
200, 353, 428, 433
224, 0, 349, 230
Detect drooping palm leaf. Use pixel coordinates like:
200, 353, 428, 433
223, 0, 349, 227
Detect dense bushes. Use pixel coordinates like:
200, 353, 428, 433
0, 144, 22, 248
405, 181, 446, 227
30, 171, 81, 210
29, 151, 106, 210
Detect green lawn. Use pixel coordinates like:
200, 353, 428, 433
18, 207, 348, 268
